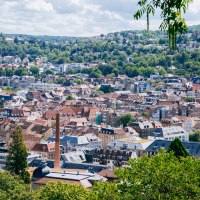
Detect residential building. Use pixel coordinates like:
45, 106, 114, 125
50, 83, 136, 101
146, 140, 200, 158
107, 136, 153, 157
132, 81, 150, 93
97, 127, 127, 148
131, 122, 154, 138
148, 126, 189, 142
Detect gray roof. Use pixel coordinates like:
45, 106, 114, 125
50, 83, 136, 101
146, 140, 200, 157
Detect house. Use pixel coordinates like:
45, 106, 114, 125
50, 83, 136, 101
0, 152, 39, 166
10, 76, 35, 89
61, 151, 86, 163
9, 108, 24, 122
30, 82, 61, 91
145, 140, 200, 158
107, 136, 153, 157
23, 134, 45, 151
30, 124, 52, 138
31, 143, 56, 159
68, 117, 89, 127
132, 81, 150, 93
84, 133, 102, 149
175, 116, 193, 133
98, 169, 117, 181
0, 109, 12, 120
148, 126, 189, 142
0, 92, 14, 101
0, 130, 13, 144
93, 148, 134, 167
161, 117, 182, 127
150, 72, 161, 80
97, 128, 127, 148
48, 135, 89, 151
5, 38, 14, 43
191, 77, 200, 92
131, 122, 154, 138
0, 119, 12, 130
33, 171, 106, 190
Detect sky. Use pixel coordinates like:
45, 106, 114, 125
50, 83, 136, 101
0, 0, 200, 37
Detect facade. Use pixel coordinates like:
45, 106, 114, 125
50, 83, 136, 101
107, 136, 153, 157
133, 81, 150, 93
131, 122, 154, 138
148, 126, 189, 142
93, 148, 133, 167
30, 82, 61, 91
97, 128, 127, 148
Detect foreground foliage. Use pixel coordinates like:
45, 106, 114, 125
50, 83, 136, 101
0, 151, 200, 199
134, 0, 193, 50
0, 171, 33, 200
116, 150, 200, 200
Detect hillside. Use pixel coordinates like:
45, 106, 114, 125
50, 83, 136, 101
0, 25, 200, 78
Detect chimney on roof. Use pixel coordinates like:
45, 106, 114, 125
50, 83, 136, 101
54, 113, 60, 169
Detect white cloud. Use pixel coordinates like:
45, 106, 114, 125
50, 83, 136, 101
25, 0, 53, 12
188, 0, 200, 14
0, 0, 198, 36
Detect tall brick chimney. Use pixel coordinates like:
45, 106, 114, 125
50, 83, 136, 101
54, 113, 60, 169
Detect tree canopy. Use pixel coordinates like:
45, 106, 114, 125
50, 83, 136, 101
0, 171, 33, 200
167, 138, 189, 159
115, 150, 200, 200
119, 114, 138, 128
134, 0, 193, 50
6, 125, 30, 183
189, 130, 200, 142
0, 150, 200, 199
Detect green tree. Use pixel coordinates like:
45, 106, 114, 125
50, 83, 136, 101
119, 114, 137, 128
134, 0, 193, 50
30, 66, 39, 77
141, 112, 149, 117
57, 57, 66, 64
14, 67, 28, 76
37, 182, 88, 200
186, 96, 195, 102
66, 95, 73, 100
99, 84, 114, 94
167, 138, 189, 159
74, 78, 82, 85
44, 69, 54, 75
56, 77, 65, 85
115, 150, 200, 200
189, 130, 200, 142
0, 171, 34, 200
5, 68, 14, 77
90, 182, 121, 200
6, 126, 30, 183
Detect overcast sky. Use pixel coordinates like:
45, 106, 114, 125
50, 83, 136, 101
0, 0, 200, 36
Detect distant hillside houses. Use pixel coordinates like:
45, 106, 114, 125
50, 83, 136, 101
58, 63, 92, 73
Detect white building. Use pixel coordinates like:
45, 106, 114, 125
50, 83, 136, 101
58, 63, 91, 73
107, 136, 153, 157
176, 116, 193, 133
30, 82, 61, 91
149, 126, 189, 142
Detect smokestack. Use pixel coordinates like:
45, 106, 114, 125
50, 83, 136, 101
54, 113, 60, 169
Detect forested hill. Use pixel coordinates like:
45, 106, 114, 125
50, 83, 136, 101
0, 24, 200, 77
